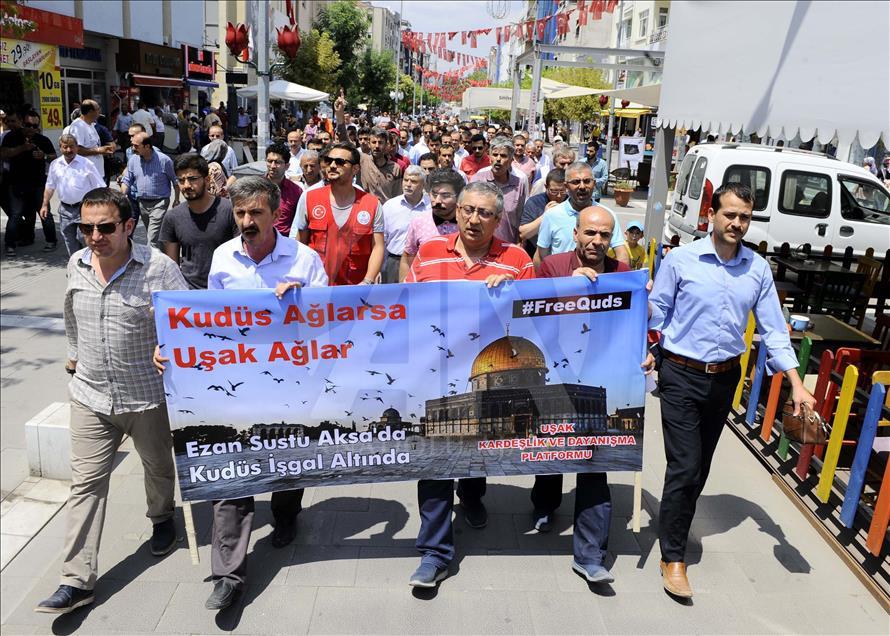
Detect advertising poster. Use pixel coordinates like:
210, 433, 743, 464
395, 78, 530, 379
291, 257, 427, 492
619, 136, 645, 173
154, 273, 649, 501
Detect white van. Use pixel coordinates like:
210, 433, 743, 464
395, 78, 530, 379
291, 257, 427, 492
663, 144, 890, 255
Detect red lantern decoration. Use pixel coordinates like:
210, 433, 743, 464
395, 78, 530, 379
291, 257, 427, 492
277, 25, 301, 59
225, 22, 249, 60
621, 99, 630, 108
598, 94, 609, 108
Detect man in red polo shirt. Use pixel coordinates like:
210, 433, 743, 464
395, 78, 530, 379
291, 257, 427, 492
458, 133, 491, 178
296, 142, 385, 285
266, 142, 303, 237
532, 205, 654, 587
406, 181, 534, 589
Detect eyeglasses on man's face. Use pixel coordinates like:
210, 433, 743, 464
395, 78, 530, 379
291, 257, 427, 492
459, 205, 497, 220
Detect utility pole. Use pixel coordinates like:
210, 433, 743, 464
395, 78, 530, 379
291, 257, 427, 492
604, 0, 625, 174
256, 0, 270, 158
393, 0, 403, 115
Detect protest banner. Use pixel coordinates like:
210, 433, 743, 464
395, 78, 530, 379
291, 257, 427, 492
154, 271, 649, 502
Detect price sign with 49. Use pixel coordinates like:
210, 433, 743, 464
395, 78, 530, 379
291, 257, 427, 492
38, 69, 63, 130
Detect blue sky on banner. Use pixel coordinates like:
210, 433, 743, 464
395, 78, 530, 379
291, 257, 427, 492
370, 0, 526, 72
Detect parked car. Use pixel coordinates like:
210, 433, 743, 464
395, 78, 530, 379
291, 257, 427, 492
663, 143, 890, 255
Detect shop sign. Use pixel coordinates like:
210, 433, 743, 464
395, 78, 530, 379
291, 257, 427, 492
117, 40, 183, 77
0, 3, 83, 49
38, 67, 63, 129
59, 46, 102, 63
184, 45, 215, 80
0, 38, 57, 71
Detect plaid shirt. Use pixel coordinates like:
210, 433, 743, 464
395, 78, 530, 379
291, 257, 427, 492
64, 242, 188, 415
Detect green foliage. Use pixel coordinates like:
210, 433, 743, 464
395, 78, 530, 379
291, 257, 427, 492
0, 1, 38, 39
313, 1, 370, 97
275, 29, 341, 96
542, 67, 610, 121
358, 48, 397, 110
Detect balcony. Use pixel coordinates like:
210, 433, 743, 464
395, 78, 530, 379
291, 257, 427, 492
648, 25, 667, 44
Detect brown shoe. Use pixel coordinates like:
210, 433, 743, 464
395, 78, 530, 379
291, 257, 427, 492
660, 560, 693, 598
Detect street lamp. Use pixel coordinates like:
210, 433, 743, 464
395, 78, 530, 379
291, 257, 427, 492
390, 89, 404, 113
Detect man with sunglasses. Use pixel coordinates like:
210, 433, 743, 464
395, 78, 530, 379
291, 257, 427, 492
36, 188, 188, 614
405, 180, 534, 588
535, 162, 627, 267
121, 132, 179, 248
159, 154, 237, 289
459, 133, 490, 177
0, 110, 58, 255
295, 142, 384, 285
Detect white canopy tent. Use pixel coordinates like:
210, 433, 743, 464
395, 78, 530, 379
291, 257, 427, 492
461, 78, 570, 113
644, 0, 889, 245
544, 83, 661, 109
236, 79, 328, 103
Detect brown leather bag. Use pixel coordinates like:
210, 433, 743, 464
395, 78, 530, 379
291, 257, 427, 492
782, 401, 829, 445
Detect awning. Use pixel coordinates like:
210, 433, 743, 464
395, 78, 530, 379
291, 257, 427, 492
129, 73, 182, 88
184, 78, 219, 89
236, 79, 328, 102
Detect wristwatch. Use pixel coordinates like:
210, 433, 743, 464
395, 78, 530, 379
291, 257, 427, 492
65, 365, 76, 376
362, 278, 375, 285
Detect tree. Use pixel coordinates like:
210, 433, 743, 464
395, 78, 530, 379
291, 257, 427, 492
358, 48, 397, 111
313, 1, 369, 98
542, 67, 610, 123
275, 29, 341, 96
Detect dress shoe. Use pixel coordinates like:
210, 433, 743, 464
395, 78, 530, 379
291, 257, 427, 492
461, 499, 488, 529
150, 518, 177, 556
205, 579, 239, 610
660, 560, 693, 598
409, 561, 448, 588
533, 512, 552, 533
34, 585, 94, 614
572, 561, 614, 584
271, 517, 297, 548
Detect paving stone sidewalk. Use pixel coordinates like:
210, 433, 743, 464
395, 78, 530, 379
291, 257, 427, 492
1, 210, 887, 634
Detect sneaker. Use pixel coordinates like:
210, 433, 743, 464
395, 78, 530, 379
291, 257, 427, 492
205, 579, 239, 610
461, 499, 488, 529
34, 585, 94, 614
43, 242, 57, 251
271, 517, 297, 548
572, 560, 615, 584
409, 562, 448, 588
150, 518, 177, 556
534, 513, 552, 533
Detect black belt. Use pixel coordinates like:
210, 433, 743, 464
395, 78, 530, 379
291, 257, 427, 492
138, 197, 167, 202
664, 351, 741, 374
386, 252, 401, 259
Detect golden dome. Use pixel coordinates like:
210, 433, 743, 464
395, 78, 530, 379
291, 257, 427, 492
469, 336, 547, 380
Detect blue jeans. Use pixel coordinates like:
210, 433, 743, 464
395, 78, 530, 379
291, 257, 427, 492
5, 188, 55, 248
416, 477, 486, 568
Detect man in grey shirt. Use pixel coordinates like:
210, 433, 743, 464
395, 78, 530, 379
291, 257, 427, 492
36, 188, 188, 614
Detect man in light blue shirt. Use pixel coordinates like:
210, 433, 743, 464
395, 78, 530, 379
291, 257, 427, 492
535, 162, 626, 266
380, 165, 430, 283
120, 132, 178, 248
648, 182, 815, 600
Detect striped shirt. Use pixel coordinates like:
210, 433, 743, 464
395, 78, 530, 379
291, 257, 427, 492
122, 148, 177, 200
64, 242, 188, 414
406, 233, 535, 283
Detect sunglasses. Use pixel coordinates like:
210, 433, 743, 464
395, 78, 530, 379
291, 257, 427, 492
78, 220, 124, 235
320, 156, 353, 167
23, 122, 39, 129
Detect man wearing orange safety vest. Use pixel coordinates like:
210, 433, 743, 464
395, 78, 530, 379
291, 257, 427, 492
294, 142, 385, 285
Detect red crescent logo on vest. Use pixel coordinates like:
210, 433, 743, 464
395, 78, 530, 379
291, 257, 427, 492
311, 205, 326, 220
356, 210, 372, 226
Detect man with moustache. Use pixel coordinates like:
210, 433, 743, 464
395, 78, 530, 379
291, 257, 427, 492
40, 133, 104, 255
470, 136, 528, 244
529, 144, 574, 196
399, 168, 464, 281
263, 142, 303, 237
36, 188, 188, 614
512, 134, 537, 185
155, 177, 327, 611
405, 180, 534, 587
284, 128, 306, 180
293, 142, 384, 285
121, 132, 178, 248
380, 165, 430, 283
357, 127, 402, 202
437, 143, 467, 182
295, 150, 323, 191
518, 168, 566, 256
159, 154, 238, 289
536, 162, 627, 266
531, 206, 654, 586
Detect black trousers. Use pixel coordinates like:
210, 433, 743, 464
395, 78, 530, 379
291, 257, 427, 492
658, 358, 741, 562
532, 472, 612, 565
211, 488, 303, 586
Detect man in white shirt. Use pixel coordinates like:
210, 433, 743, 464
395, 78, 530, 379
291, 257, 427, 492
131, 103, 154, 137
380, 165, 430, 283
285, 128, 306, 180
40, 134, 104, 255
207, 125, 238, 176
67, 100, 114, 179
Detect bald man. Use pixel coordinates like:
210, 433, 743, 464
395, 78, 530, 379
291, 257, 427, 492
121, 131, 178, 247
533, 204, 654, 586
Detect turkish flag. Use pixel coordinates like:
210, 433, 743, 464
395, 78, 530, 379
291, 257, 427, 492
536, 19, 546, 40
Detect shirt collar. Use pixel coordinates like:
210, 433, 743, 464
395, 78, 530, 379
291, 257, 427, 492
79, 239, 146, 265
401, 193, 429, 210
446, 232, 506, 259
693, 233, 753, 265
236, 231, 294, 263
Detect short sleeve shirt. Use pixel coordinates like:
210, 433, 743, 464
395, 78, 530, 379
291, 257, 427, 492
159, 197, 238, 289
68, 118, 104, 176
537, 200, 624, 253
403, 213, 459, 256
406, 233, 536, 282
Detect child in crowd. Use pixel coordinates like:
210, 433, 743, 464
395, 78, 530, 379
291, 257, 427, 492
608, 220, 648, 270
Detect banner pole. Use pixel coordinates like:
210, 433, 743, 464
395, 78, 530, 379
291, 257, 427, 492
182, 502, 200, 565
632, 471, 642, 533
